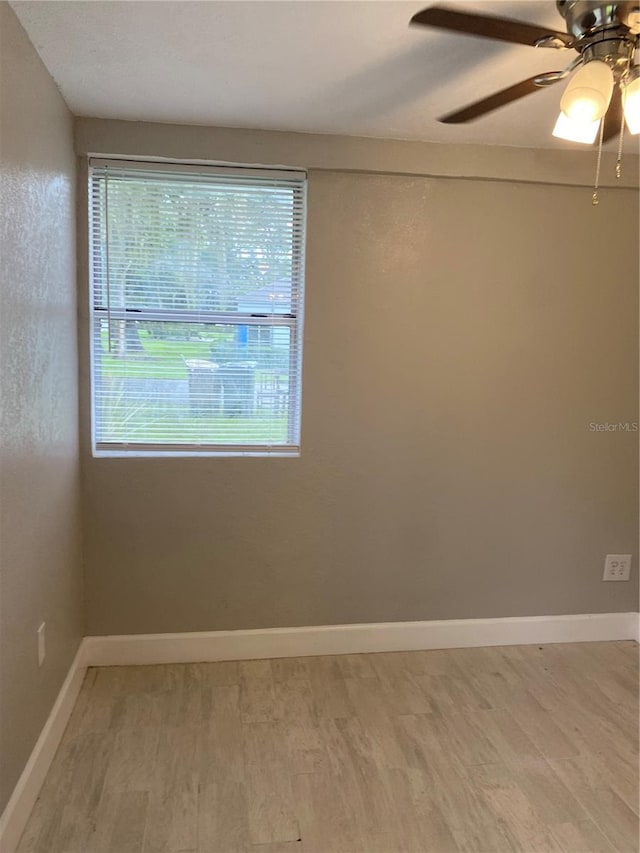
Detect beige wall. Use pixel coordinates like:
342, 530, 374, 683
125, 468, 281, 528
75, 116, 639, 189
0, 3, 82, 812
77, 121, 639, 636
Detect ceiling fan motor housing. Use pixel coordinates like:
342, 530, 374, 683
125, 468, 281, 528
557, 1, 640, 37
557, 1, 639, 83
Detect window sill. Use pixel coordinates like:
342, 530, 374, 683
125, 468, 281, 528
92, 446, 300, 459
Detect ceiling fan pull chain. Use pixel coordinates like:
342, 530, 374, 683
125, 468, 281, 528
592, 119, 604, 205
615, 86, 625, 179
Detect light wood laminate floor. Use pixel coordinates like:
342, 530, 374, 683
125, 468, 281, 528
18, 641, 638, 853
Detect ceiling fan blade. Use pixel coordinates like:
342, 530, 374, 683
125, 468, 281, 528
410, 6, 572, 48
602, 85, 623, 142
439, 75, 557, 124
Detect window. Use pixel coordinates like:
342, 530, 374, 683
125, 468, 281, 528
89, 159, 306, 456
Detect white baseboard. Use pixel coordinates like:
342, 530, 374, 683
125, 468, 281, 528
80, 611, 639, 667
0, 642, 87, 853
2, 612, 637, 852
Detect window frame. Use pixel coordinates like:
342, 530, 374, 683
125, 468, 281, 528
88, 158, 307, 458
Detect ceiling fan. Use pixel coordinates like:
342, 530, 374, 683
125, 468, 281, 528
410, 1, 640, 147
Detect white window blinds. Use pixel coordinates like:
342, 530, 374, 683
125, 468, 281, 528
89, 159, 306, 456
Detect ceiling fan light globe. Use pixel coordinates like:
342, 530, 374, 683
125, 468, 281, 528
560, 59, 614, 122
552, 112, 601, 144
623, 72, 640, 134
562, 91, 607, 123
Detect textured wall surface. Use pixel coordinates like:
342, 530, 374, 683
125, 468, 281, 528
0, 2, 82, 813
79, 144, 639, 635
75, 116, 639, 190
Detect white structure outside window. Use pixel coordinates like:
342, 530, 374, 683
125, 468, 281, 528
89, 159, 306, 456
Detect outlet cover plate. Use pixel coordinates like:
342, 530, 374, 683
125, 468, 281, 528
603, 554, 632, 582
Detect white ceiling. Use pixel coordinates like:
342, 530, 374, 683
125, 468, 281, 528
9, 0, 634, 149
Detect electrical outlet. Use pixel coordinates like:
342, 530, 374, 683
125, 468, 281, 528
603, 554, 632, 582
37, 622, 46, 666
